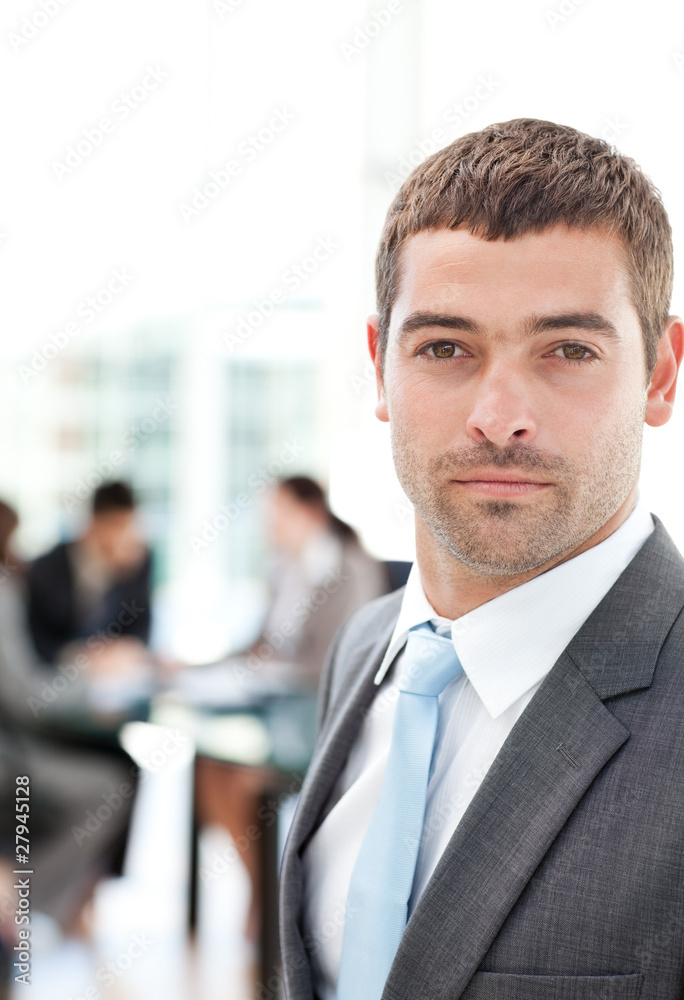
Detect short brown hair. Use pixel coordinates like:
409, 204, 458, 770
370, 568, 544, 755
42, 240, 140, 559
375, 118, 673, 377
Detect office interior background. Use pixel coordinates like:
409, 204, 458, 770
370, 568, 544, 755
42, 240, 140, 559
1, 0, 684, 997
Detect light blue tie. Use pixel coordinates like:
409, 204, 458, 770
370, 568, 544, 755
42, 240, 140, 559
336, 622, 463, 1000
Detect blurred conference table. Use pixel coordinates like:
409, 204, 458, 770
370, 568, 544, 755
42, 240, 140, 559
45, 655, 317, 763
153, 657, 318, 772
42, 655, 318, 986
154, 659, 318, 983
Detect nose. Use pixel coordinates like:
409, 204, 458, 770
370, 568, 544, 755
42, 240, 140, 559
465, 362, 538, 448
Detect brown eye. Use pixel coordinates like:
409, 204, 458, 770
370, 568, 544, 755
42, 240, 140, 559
561, 344, 589, 361
432, 342, 456, 358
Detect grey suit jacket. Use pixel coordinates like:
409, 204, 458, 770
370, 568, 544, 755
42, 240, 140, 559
279, 518, 684, 1000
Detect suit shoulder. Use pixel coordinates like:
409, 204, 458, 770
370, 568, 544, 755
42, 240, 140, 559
28, 541, 71, 577
317, 586, 404, 731
325, 586, 404, 688
336, 586, 404, 648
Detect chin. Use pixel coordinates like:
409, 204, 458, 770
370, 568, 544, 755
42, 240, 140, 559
429, 507, 569, 577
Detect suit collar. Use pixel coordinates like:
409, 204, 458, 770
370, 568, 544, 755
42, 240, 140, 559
564, 516, 684, 699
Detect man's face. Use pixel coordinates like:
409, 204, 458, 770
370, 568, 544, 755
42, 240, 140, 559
89, 509, 144, 571
371, 225, 658, 577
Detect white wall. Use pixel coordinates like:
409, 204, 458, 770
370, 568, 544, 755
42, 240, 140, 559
1, 0, 683, 564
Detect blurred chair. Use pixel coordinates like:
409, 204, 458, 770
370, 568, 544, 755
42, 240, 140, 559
383, 559, 412, 592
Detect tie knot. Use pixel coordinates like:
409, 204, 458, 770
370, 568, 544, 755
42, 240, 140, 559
397, 622, 462, 697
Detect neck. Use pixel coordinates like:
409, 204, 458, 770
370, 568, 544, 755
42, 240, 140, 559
415, 484, 639, 620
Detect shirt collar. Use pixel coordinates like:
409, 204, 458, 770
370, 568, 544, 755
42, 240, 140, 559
374, 496, 654, 718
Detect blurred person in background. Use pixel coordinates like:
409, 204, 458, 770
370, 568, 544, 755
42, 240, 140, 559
196, 476, 388, 944
249, 475, 387, 687
26, 480, 152, 664
0, 499, 136, 944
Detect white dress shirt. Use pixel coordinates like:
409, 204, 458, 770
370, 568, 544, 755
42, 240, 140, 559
301, 498, 655, 1000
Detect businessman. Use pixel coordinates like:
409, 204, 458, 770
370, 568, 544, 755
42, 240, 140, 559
27, 480, 152, 662
279, 118, 684, 999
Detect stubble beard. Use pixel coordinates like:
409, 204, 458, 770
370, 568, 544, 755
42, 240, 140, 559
390, 408, 645, 577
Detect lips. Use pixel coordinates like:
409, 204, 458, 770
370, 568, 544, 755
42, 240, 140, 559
452, 472, 551, 496
456, 469, 550, 483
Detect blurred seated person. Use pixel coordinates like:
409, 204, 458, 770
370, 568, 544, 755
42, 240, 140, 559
195, 478, 387, 943
27, 480, 152, 664
246, 475, 387, 687
0, 500, 135, 936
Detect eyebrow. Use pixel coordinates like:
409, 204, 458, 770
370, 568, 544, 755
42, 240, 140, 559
526, 312, 621, 342
396, 312, 481, 343
396, 310, 622, 345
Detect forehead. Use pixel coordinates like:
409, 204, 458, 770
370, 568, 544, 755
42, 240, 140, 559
95, 509, 134, 525
391, 225, 634, 327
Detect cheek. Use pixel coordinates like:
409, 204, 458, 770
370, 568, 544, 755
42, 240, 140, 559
554, 370, 644, 425
539, 381, 645, 462
388, 386, 461, 451
387, 368, 464, 420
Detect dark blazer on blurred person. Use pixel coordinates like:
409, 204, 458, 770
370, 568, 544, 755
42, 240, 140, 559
27, 539, 152, 662
26, 481, 152, 661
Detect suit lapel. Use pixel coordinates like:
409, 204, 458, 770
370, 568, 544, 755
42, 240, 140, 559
290, 605, 399, 854
382, 653, 630, 999
383, 520, 684, 999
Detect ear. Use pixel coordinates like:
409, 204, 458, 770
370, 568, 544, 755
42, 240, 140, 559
645, 317, 684, 427
367, 314, 389, 423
